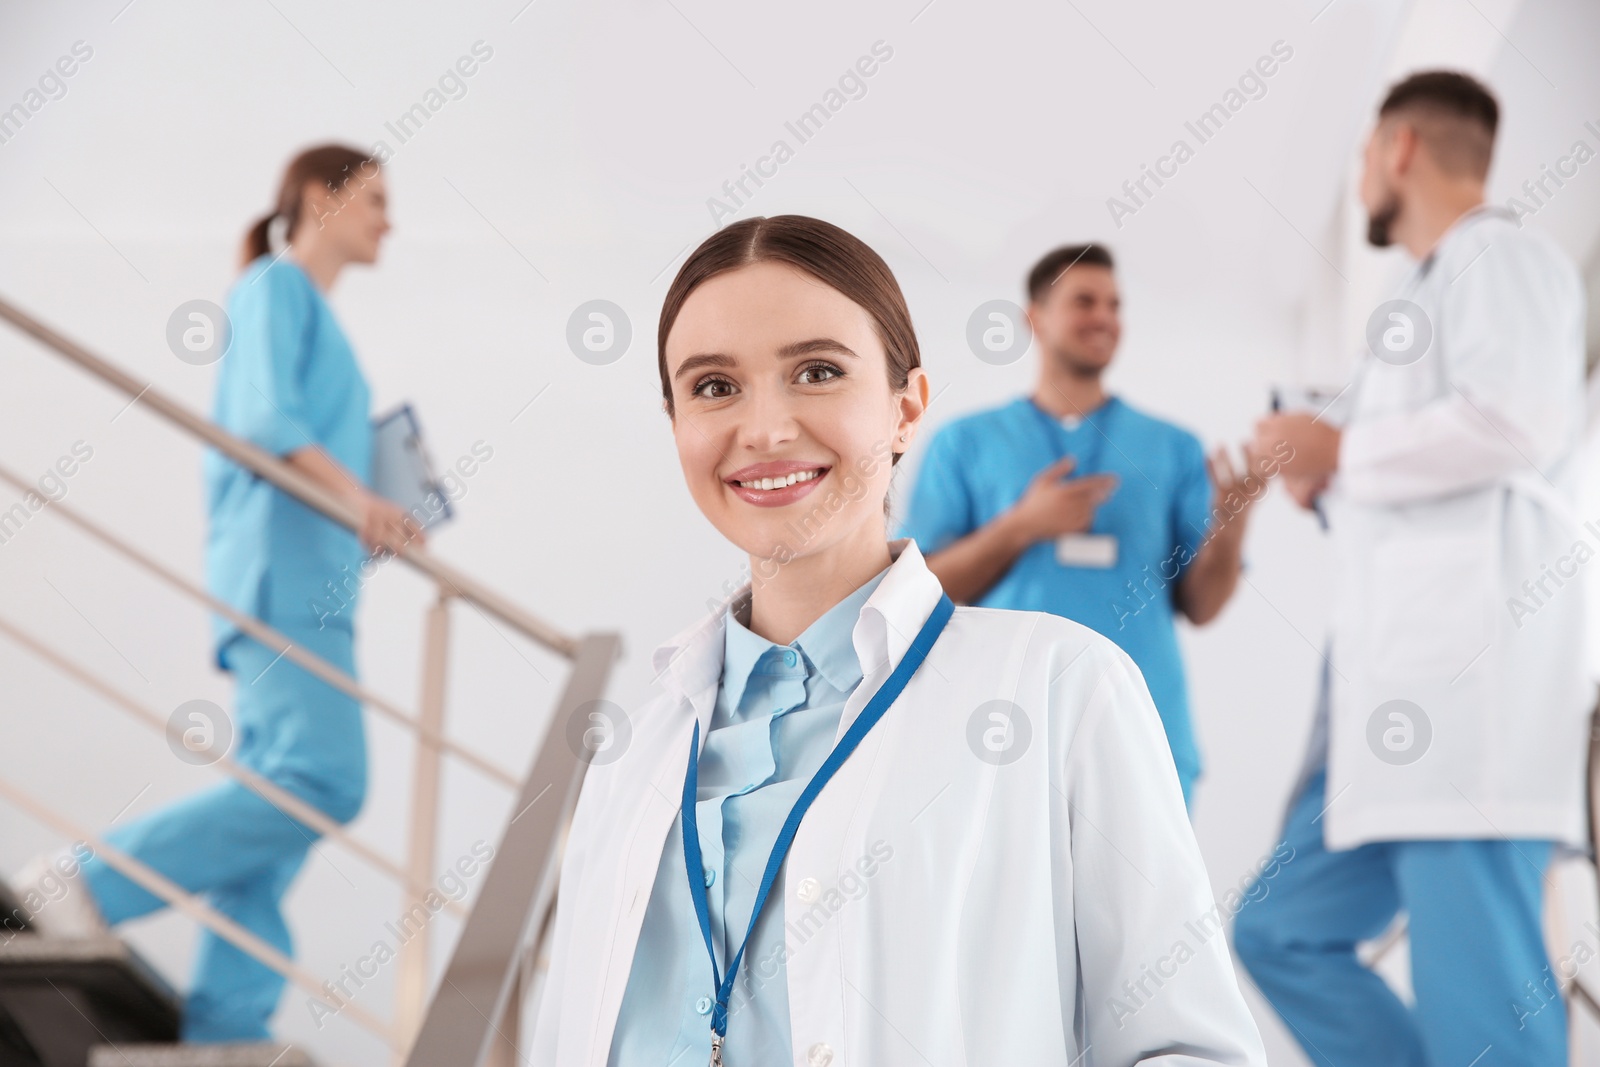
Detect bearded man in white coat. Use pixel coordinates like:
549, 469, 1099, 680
1237, 70, 1594, 1066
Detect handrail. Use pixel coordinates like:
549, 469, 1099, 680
0, 611, 466, 920
0, 461, 518, 790
402, 631, 619, 1067
1, 291, 617, 1064
0, 771, 398, 1047
0, 294, 578, 660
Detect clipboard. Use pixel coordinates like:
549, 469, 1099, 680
371, 403, 454, 528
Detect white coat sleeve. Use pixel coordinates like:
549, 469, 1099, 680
1336, 234, 1584, 506
1057, 640, 1266, 1066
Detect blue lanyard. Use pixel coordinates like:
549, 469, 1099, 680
680, 590, 955, 1064
1025, 394, 1117, 476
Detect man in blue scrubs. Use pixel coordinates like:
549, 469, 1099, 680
897, 244, 1264, 806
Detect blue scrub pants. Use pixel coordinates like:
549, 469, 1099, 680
1232, 767, 1564, 1066
80, 620, 367, 1040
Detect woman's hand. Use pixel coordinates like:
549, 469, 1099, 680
358, 491, 426, 556
285, 446, 428, 555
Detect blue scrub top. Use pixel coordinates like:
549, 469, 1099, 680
896, 395, 1214, 784
203, 254, 372, 669
609, 565, 890, 1066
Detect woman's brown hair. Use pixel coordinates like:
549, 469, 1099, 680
239, 144, 380, 269
656, 215, 921, 471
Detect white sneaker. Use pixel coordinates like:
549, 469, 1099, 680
8, 850, 110, 939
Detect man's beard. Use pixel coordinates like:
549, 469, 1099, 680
1366, 191, 1400, 247
1052, 344, 1108, 380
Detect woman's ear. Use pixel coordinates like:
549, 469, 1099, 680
297, 177, 341, 233
895, 367, 932, 452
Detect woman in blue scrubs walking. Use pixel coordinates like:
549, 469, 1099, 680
20, 144, 423, 1040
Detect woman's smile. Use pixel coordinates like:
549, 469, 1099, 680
658, 227, 927, 611
723, 461, 831, 507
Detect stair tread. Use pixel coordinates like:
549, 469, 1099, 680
0, 881, 27, 933
0, 931, 143, 963
88, 1043, 320, 1067
0, 934, 182, 1062
0, 931, 180, 1020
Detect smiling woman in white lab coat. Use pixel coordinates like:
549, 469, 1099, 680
530, 215, 1266, 1067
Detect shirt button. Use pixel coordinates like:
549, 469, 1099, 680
695, 995, 712, 1015
795, 876, 821, 904
703, 867, 716, 887
784, 648, 797, 667
807, 1042, 834, 1066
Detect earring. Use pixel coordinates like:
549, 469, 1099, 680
899, 433, 907, 441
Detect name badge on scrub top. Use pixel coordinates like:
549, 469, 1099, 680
1027, 395, 1120, 569
1056, 533, 1118, 568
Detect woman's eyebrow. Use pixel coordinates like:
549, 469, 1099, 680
673, 352, 737, 381
673, 340, 858, 382
777, 338, 860, 360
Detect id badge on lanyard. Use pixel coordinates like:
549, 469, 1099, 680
1056, 532, 1118, 567
1032, 398, 1119, 569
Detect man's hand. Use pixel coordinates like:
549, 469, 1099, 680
1280, 472, 1330, 512
1173, 445, 1267, 626
1206, 445, 1268, 536
1252, 412, 1340, 481
1005, 455, 1118, 544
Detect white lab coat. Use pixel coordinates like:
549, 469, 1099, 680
1318, 205, 1596, 851
529, 538, 1266, 1066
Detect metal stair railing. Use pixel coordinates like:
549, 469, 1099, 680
0, 461, 519, 794
0, 294, 618, 1065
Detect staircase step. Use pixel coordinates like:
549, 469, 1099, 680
0, 933, 178, 1066
0, 884, 27, 935
88, 1045, 320, 1067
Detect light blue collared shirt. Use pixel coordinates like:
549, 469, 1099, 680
608, 564, 890, 1067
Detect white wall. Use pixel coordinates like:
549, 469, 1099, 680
1, 1, 1596, 1064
